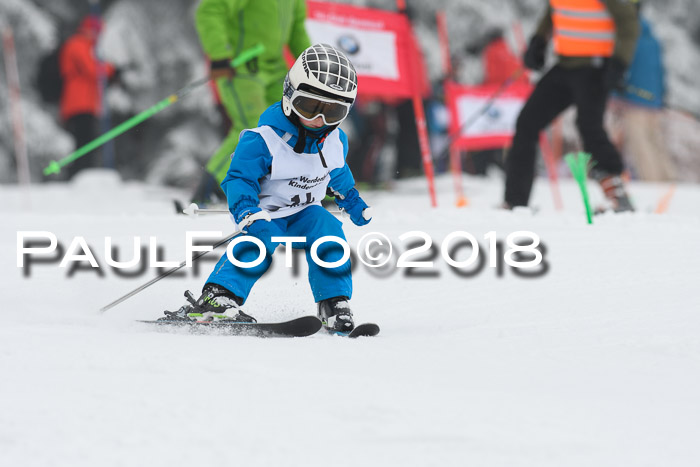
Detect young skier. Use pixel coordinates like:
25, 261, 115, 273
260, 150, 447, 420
162, 44, 372, 333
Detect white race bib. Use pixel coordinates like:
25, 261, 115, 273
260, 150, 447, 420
242, 126, 345, 219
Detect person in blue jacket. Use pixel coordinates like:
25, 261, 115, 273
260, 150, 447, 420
619, 17, 664, 110
613, 13, 675, 181
162, 44, 372, 333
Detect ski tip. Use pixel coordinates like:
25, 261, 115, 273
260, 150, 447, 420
332, 323, 380, 338
350, 323, 380, 338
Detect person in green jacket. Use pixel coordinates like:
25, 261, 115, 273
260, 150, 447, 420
192, 0, 311, 204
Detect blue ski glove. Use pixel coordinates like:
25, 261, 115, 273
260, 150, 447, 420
336, 188, 372, 226
234, 206, 264, 226
235, 207, 276, 253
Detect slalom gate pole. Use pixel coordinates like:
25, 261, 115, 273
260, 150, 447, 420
564, 152, 594, 224
436, 11, 452, 78
397, 0, 438, 207
100, 229, 243, 312
44, 43, 265, 176
436, 10, 467, 207
654, 184, 676, 214
539, 131, 563, 210
2, 27, 32, 194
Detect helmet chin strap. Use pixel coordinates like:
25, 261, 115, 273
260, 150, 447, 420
285, 110, 339, 165
294, 124, 307, 153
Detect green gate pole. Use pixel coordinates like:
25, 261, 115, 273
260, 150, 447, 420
564, 151, 594, 224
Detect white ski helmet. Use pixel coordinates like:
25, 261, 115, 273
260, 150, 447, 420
282, 43, 358, 126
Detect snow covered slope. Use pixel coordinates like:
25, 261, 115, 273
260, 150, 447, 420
1, 170, 699, 467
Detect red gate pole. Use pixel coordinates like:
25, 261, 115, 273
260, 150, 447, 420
436, 11, 467, 207
397, 0, 437, 207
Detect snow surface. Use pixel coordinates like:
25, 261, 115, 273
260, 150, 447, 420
2, 170, 700, 467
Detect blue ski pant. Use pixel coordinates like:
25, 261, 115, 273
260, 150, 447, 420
206, 205, 352, 303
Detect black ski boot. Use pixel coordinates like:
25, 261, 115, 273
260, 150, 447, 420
192, 284, 256, 322
159, 304, 195, 322
318, 296, 354, 333
159, 284, 256, 323
592, 170, 634, 213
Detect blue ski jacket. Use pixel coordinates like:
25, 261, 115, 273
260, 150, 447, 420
620, 18, 665, 109
221, 101, 356, 217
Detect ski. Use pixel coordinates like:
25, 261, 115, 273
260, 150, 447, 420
139, 315, 322, 338
330, 323, 380, 338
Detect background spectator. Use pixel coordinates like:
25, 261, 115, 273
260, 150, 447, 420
614, 14, 675, 181
59, 15, 116, 179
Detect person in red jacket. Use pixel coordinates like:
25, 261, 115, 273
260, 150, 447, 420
59, 15, 115, 178
482, 29, 528, 86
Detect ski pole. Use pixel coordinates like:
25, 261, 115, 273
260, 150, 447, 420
179, 202, 354, 218
435, 67, 525, 162
44, 43, 266, 176
182, 202, 230, 216
100, 229, 243, 312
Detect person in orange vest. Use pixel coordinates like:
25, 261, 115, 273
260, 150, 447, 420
503, 0, 640, 212
59, 15, 116, 178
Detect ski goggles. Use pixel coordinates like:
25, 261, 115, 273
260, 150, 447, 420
289, 89, 352, 125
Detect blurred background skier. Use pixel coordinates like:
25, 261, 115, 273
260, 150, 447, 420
162, 44, 372, 333
503, 0, 640, 212
190, 0, 312, 206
